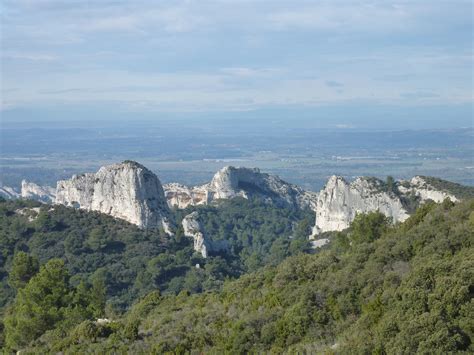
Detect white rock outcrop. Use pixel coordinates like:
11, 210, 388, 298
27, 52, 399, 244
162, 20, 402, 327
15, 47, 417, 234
310, 238, 330, 249
15, 207, 42, 222
21, 180, 56, 203
398, 176, 458, 203
165, 166, 317, 210
182, 211, 228, 258
0, 186, 20, 200
163, 183, 210, 209
55, 161, 172, 231
312, 176, 410, 236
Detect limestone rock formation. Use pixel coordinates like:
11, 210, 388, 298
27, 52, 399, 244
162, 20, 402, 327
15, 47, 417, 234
310, 174, 467, 237
398, 176, 458, 203
55, 161, 172, 231
312, 176, 410, 236
207, 166, 310, 208
21, 180, 56, 203
181, 211, 228, 258
165, 166, 317, 210
0, 186, 20, 200
163, 183, 210, 209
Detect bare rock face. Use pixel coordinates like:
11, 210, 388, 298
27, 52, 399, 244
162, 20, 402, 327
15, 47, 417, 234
398, 176, 458, 203
55, 161, 172, 231
208, 166, 307, 207
181, 211, 228, 258
163, 183, 210, 209
165, 166, 316, 210
310, 174, 467, 236
21, 180, 56, 203
312, 176, 410, 236
0, 186, 20, 200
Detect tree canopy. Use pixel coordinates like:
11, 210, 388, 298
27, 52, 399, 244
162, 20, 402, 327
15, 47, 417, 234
2, 198, 471, 353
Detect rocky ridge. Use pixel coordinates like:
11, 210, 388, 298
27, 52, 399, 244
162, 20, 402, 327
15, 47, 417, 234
163, 183, 210, 209
0, 186, 20, 200
311, 175, 460, 236
55, 161, 172, 232
398, 176, 458, 203
164, 166, 317, 210
9, 161, 468, 240
312, 176, 409, 236
21, 180, 56, 203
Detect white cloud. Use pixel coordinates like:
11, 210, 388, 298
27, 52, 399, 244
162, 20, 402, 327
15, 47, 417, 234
1, 52, 59, 61
85, 16, 139, 32
266, 3, 411, 32
220, 67, 281, 77
1, 1, 472, 113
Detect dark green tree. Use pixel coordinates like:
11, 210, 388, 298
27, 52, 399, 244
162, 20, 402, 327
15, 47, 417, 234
350, 211, 390, 244
86, 227, 106, 251
90, 274, 107, 318
8, 251, 39, 290
4, 259, 72, 349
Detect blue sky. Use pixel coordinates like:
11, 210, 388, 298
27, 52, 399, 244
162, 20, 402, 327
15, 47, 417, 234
1, 0, 472, 127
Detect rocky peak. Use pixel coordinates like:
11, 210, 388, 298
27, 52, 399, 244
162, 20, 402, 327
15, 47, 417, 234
55, 161, 172, 231
209, 166, 260, 199
165, 166, 315, 210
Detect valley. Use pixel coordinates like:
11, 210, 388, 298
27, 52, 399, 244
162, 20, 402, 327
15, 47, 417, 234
1, 121, 473, 192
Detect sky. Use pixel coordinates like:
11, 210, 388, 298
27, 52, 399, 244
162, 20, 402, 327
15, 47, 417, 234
1, 0, 473, 128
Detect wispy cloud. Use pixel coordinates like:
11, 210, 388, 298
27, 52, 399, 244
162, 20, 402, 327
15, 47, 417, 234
400, 91, 440, 100
325, 80, 344, 88
84, 16, 140, 32
266, 3, 411, 32
2, 52, 59, 61
1, 0, 472, 116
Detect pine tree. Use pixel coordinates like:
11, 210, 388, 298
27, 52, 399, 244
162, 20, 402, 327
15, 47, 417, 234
5, 259, 72, 350
8, 251, 39, 290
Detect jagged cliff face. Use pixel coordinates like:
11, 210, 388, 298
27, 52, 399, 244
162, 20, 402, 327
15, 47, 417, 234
181, 211, 228, 258
311, 174, 463, 236
55, 161, 172, 231
21, 180, 56, 203
312, 176, 410, 236
164, 166, 316, 210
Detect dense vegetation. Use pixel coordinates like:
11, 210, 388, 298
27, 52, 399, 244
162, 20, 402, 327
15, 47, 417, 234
1, 200, 474, 354
175, 198, 313, 271
0, 197, 311, 314
1, 198, 472, 353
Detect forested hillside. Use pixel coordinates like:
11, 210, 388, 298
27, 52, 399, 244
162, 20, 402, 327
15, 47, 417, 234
2, 198, 472, 353
0, 197, 312, 313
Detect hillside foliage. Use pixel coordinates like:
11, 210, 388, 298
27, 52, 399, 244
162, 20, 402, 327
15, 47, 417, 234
0, 197, 312, 314
1, 198, 472, 353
